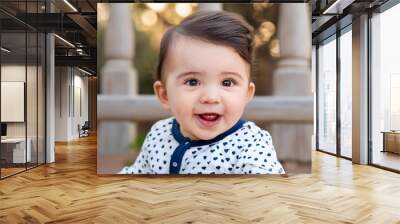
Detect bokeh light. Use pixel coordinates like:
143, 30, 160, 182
145, 3, 167, 12
258, 21, 276, 42
175, 3, 192, 17
270, 38, 280, 58
254, 34, 263, 47
97, 4, 109, 28
141, 9, 158, 27
253, 3, 272, 11
162, 6, 183, 25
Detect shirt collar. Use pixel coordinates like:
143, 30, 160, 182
171, 118, 246, 147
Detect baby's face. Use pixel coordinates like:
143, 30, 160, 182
154, 34, 255, 140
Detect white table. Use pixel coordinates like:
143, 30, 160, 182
1, 138, 31, 163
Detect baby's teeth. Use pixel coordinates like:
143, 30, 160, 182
202, 114, 218, 120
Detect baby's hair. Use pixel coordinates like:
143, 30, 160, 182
156, 10, 255, 82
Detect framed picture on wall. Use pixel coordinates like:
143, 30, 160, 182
1, 81, 25, 122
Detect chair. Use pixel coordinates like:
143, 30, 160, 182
79, 121, 90, 138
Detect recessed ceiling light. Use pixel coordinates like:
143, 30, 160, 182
322, 0, 354, 15
54, 34, 75, 48
77, 67, 92, 76
1, 47, 11, 53
63, 0, 78, 12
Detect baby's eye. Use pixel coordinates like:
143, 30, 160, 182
222, 79, 235, 87
184, 79, 199, 86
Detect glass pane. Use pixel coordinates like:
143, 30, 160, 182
312, 46, 317, 151
371, 4, 400, 171
317, 37, 337, 154
1, 30, 27, 177
27, 31, 38, 169
25, 0, 38, 169
340, 29, 352, 158
0, 1, 46, 178
38, 32, 45, 165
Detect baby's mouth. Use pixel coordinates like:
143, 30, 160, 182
198, 113, 220, 121
196, 113, 221, 127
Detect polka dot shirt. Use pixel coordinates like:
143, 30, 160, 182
119, 117, 285, 175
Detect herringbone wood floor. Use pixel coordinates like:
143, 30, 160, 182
1, 135, 400, 223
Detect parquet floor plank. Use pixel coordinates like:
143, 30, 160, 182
1, 135, 400, 223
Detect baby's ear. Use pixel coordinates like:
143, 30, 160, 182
246, 81, 255, 103
153, 81, 170, 110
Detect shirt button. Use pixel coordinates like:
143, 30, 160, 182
172, 162, 178, 167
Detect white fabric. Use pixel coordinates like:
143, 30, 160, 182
120, 117, 285, 175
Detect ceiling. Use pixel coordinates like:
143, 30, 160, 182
311, 0, 391, 44
0, 0, 97, 75
1, 0, 396, 74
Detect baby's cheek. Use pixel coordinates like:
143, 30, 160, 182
226, 99, 246, 114
173, 107, 193, 124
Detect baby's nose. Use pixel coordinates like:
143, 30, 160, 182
199, 88, 220, 104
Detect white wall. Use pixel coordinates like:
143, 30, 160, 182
71, 72, 89, 138
1, 65, 37, 138
55, 67, 69, 141
1, 65, 26, 140
1, 64, 46, 163
1, 82, 25, 122
55, 67, 89, 141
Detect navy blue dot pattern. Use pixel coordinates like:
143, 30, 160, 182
119, 117, 285, 175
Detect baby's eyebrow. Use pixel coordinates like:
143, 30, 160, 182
177, 71, 201, 79
220, 72, 244, 80
176, 71, 245, 80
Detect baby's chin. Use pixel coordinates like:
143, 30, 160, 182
194, 133, 218, 141
180, 126, 217, 141
190, 127, 228, 140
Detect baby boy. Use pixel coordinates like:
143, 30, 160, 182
120, 10, 285, 175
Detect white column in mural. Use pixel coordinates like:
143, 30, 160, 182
271, 3, 312, 164
198, 3, 222, 11
99, 4, 138, 155
275, 3, 311, 94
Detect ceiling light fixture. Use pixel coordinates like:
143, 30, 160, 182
322, 0, 354, 15
1, 47, 11, 53
77, 67, 92, 76
54, 34, 75, 48
63, 0, 78, 12
323, 0, 341, 14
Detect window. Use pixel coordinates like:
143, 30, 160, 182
0, 1, 46, 179
339, 28, 352, 158
370, 2, 400, 171
317, 36, 337, 154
